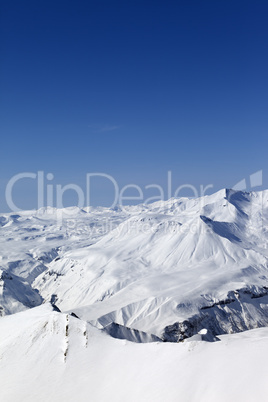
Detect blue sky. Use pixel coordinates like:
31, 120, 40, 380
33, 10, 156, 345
1, 1, 268, 211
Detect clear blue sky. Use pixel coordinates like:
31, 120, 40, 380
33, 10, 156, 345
1, 0, 268, 211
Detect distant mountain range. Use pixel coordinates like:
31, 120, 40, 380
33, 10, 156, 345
1, 188, 268, 342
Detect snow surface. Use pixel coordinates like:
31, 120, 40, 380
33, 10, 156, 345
1, 189, 268, 400
1, 304, 268, 402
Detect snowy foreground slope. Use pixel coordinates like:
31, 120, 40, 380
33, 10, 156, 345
0, 303, 268, 402
1, 189, 268, 400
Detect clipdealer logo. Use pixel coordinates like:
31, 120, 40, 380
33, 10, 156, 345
4, 171, 214, 213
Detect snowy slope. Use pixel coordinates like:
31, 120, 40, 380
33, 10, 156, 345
0, 304, 268, 402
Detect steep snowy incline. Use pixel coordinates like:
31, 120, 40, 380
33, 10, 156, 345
0, 304, 268, 402
32, 189, 268, 340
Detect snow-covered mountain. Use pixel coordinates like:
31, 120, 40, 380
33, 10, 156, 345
1, 188, 268, 400
1, 189, 268, 342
